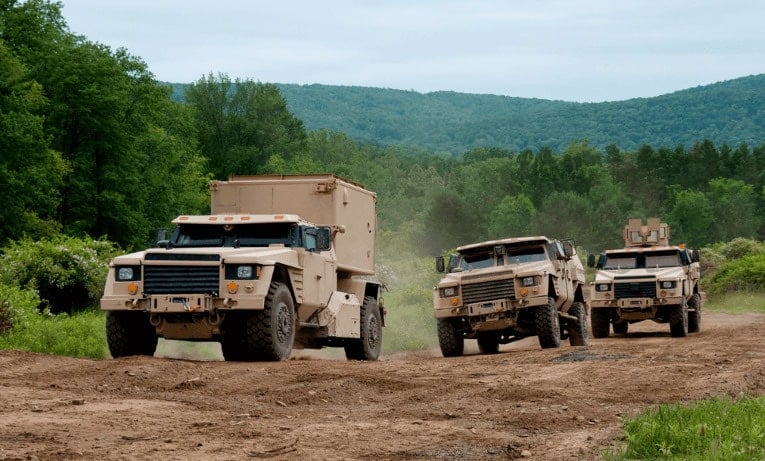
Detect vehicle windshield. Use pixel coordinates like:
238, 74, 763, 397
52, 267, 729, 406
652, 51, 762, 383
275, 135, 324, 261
457, 252, 494, 270
171, 223, 295, 248
506, 246, 546, 264
456, 245, 546, 270
604, 250, 682, 269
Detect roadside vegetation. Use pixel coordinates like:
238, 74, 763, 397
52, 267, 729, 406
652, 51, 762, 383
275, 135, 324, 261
604, 396, 765, 460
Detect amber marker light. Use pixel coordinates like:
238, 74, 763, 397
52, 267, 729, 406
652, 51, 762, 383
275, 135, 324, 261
450, 297, 459, 306
128, 282, 138, 295
227, 281, 239, 294
519, 287, 529, 297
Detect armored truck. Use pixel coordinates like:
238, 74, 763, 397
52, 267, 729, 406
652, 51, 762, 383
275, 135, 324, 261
101, 174, 385, 361
587, 218, 701, 338
433, 236, 589, 357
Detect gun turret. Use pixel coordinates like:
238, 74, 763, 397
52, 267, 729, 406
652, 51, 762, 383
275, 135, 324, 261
623, 218, 670, 247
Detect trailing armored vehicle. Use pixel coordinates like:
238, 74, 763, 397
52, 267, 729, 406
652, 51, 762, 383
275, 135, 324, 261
587, 218, 702, 338
101, 174, 385, 361
433, 236, 589, 357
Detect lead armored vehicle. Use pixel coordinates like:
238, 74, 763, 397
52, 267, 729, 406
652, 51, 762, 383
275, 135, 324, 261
101, 175, 385, 361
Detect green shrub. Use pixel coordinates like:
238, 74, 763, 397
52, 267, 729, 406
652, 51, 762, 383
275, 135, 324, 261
699, 247, 725, 276
718, 237, 765, 260
0, 235, 120, 314
0, 282, 107, 358
705, 254, 765, 295
0, 284, 41, 333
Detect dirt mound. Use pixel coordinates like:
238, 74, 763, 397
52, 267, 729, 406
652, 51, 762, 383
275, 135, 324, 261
1, 312, 764, 460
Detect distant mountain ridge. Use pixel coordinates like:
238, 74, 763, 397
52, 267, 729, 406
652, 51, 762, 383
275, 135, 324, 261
169, 74, 765, 154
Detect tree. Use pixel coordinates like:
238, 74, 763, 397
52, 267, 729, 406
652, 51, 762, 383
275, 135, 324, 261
185, 73, 308, 179
423, 191, 476, 254
667, 189, 713, 247
0, 41, 67, 246
533, 191, 592, 248
1, 0, 208, 248
707, 178, 758, 242
487, 194, 536, 239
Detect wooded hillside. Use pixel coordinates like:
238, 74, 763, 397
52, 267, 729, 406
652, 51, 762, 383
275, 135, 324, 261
172, 75, 765, 154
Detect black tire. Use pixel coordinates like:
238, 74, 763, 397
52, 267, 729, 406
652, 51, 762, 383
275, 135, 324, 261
247, 282, 296, 361
536, 297, 561, 349
567, 302, 589, 346
687, 293, 702, 333
220, 312, 252, 361
477, 333, 500, 354
437, 318, 464, 357
590, 308, 611, 339
670, 298, 689, 338
612, 320, 629, 335
345, 296, 383, 361
105, 311, 158, 358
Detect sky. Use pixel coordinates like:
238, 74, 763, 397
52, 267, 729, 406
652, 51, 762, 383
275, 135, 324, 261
59, 0, 765, 103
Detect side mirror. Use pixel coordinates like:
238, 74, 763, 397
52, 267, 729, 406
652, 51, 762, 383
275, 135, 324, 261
690, 249, 700, 263
156, 228, 170, 248
587, 253, 595, 267
435, 256, 445, 273
561, 240, 575, 259
597, 254, 606, 269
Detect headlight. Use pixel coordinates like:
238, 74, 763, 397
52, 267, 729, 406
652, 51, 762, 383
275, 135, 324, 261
237, 266, 253, 279
522, 276, 537, 287
225, 264, 259, 280
116, 265, 140, 281
440, 286, 458, 297
595, 283, 611, 292
661, 281, 676, 289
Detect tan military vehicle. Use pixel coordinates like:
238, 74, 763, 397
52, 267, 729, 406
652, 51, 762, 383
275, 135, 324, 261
101, 174, 385, 361
433, 236, 589, 357
587, 218, 701, 338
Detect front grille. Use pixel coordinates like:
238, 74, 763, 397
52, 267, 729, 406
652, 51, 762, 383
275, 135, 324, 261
614, 281, 656, 299
462, 279, 515, 305
144, 265, 220, 295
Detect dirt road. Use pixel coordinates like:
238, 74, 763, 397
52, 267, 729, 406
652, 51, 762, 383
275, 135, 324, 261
1, 311, 764, 460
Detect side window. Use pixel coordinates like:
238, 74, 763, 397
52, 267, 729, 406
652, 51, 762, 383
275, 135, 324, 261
303, 226, 332, 252
304, 232, 318, 251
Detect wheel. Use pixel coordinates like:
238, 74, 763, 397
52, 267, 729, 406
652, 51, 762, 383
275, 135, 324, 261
105, 311, 158, 358
220, 312, 252, 361
345, 296, 383, 361
477, 333, 500, 354
612, 320, 629, 335
437, 318, 464, 357
687, 293, 702, 333
247, 282, 296, 361
536, 297, 561, 349
590, 308, 611, 338
669, 298, 689, 338
567, 302, 589, 346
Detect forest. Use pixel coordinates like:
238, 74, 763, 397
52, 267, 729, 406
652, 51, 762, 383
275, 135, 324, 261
1, 1, 765, 319
171, 74, 765, 155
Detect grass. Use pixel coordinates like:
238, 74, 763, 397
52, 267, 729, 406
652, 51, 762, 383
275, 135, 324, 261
0, 308, 108, 359
704, 292, 765, 314
604, 396, 765, 460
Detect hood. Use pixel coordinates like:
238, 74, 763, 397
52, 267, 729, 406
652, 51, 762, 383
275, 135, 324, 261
112, 246, 300, 267
438, 259, 551, 286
